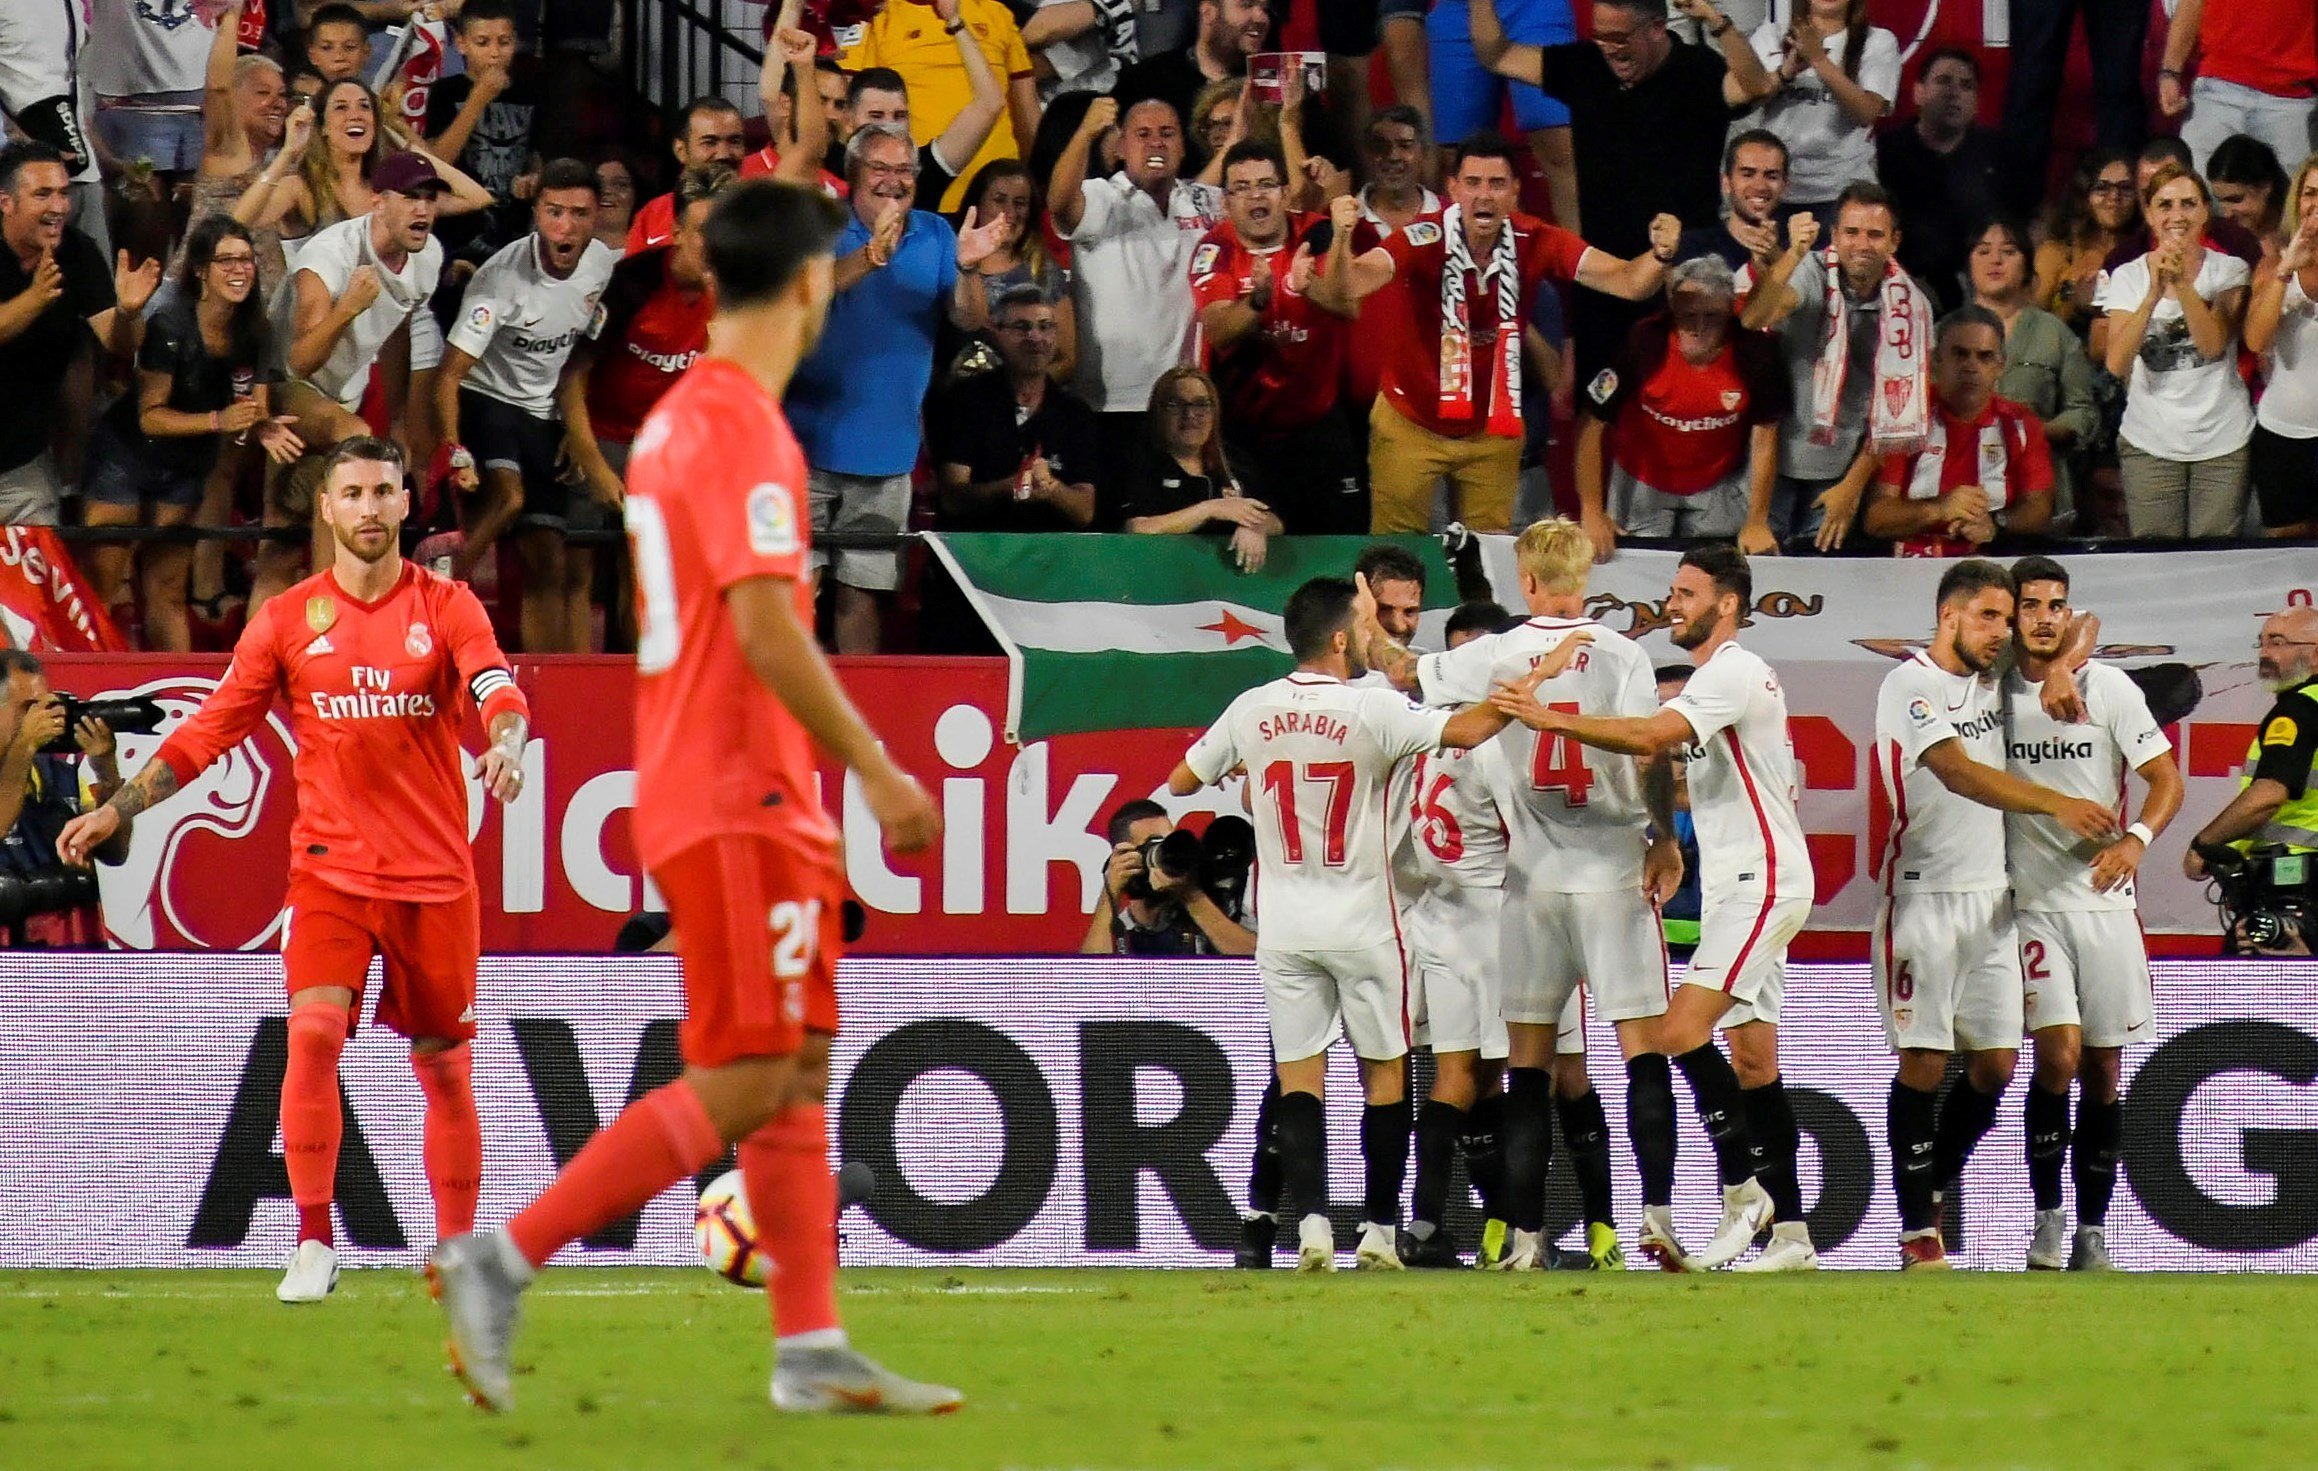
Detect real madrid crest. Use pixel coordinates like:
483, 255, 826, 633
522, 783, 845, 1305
407, 622, 433, 658
306, 597, 337, 634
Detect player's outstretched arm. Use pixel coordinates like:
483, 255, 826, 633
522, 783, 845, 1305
729, 577, 939, 854
1919, 738, 2121, 842
1439, 701, 1515, 751
56, 760, 175, 867
1166, 762, 1205, 796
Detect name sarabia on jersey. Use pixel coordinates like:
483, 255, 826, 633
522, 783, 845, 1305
1257, 710, 1351, 744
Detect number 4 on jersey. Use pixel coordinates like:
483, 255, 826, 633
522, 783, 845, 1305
1529, 702, 1593, 806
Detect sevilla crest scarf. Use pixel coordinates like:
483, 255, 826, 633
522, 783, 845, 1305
1438, 205, 1524, 438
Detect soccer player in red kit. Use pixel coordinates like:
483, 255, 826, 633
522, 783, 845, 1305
428, 180, 956, 1417
57, 437, 531, 1305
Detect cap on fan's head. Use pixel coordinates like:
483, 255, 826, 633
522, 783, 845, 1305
373, 150, 448, 196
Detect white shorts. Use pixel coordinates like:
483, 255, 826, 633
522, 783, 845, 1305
1874, 889, 2025, 1053
1408, 884, 1508, 1060
1259, 945, 1409, 1064
2018, 908, 2154, 1048
1685, 891, 1813, 1028
1555, 989, 1586, 1056
1500, 884, 1668, 1028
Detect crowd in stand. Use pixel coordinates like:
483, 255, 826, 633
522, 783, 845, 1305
4, 0, 2315, 655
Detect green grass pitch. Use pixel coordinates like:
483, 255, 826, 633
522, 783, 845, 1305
4, 1268, 2312, 1470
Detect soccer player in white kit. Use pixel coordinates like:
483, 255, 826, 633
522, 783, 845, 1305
1170, 577, 1521, 1272
1361, 521, 1703, 1272
1871, 560, 2121, 1270
2006, 557, 2182, 1272
1490, 546, 1821, 1271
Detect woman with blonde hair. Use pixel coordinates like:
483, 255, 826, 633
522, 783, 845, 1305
1110, 365, 1282, 571
2243, 154, 2318, 537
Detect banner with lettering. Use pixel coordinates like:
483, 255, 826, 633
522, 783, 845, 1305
0, 528, 125, 652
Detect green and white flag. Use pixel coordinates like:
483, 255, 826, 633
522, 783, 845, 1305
926, 533, 1458, 741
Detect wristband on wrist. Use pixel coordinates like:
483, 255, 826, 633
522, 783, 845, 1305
1710, 18, 1731, 36
944, 19, 966, 33
2127, 821, 2155, 847
209, 409, 222, 431
2158, 68, 2182, 80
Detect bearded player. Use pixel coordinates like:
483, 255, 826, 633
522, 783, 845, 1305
427, 181, 958, 1416
58, 437, 532, 1305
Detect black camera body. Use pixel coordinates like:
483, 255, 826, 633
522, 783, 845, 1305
40, 695, 165, 755
2196, 843, 2315, 956
0, 866, 99, 926
1126, 817, 1256, 915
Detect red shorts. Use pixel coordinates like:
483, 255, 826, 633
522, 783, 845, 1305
282, 872, 481, 1041
654, 834, 842, 1067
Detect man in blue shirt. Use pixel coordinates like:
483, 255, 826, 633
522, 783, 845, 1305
784, 129, 1008, 651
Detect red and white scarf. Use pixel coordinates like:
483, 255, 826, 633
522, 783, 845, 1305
1903, 411, 2011, 507
1810, 250, 1932, 457
1438, 206, 1524, 438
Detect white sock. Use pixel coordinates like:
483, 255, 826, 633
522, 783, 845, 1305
777, 1328, 849, 1353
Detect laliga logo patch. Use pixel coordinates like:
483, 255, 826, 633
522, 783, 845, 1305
1190, 242, 1220, 278
748, 483, 800, 557
1586, 369, 1618, 405
407, 622, 433, 658
466, 302, 494, 334
1907, 696, 1933, 725
1403, 221, 1442, 247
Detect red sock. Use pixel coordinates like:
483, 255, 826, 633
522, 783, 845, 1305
282, 1003, 348, 1247
507, 1080, 721, 1270
411, 1042, 482, 1241
740, 1105, 841, 1341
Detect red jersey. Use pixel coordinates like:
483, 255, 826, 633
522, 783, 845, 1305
738, 145, 850, 198
1587, 315, 1789, 495
624, 356, 838, 873
587, 251, 716, 445
154, 563, 528, 903
2201, 0, 2317, 99
1877, 396, 2052, 558
1374, 211, 1590, 437
1188, 213, 1369, 433
627, 192, 679, 254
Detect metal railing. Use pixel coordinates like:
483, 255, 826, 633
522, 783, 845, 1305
620, 0, 765, 115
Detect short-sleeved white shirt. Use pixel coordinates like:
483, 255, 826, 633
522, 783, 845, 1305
2093, 250, 2255, 461
1874, 651, 2008, 894
1067, 172, 1222, 412
1744, 23, 1902, 203
2004, 661, 2170, 912
1416, 616, 1659, 893
448, 234, 619, 419
1185, 672, 1450, 954
278, 215, 444, 410
1665, 641, 1815, 905
1406, 738, 1511, 891
2257, 271, 2318, 439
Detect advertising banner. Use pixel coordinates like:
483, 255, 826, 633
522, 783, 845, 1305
5, 955, 2314, 1273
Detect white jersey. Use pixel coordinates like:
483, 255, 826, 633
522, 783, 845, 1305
2004, 661, 2170, 912
1184, 672, 1451, 954
449, 234, 619, 419
1417, 615, 1658, 893
274, 215, 444, 409
1665, 641, 1815, 905
1406, 738, 1510, 890
1874, 652, 2008, 894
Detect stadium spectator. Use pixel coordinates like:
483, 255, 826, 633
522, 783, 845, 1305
1878, 47, 2004, 315
952, 159, 1073, 380
592, 153, 638, 248
1966, 219, 2099, 529
1114, 0, 1268, 146
1356, 104, 1438, 238
740, 29, 839, 195
84, 218, 298, 654
426, 0, 542, 261
1737, 0, 1897, 215
1996, 0, 2147, 215
2241, 162, 2318, 538
625, 97, 748, 253
1018, 0, 1139, 104
2097, 164, 2255, 540
1106, 364, 1280, 570
186, 5, 294, 302
2158, 0, 2318, 175
932, 285, 1100, 532
1050, 96, 1221, 433
1188, 78, 1246, 168
837, 0, 1040, 214
1307, 134, 1679, 534
1576, 255, 1788, 560
438, 159, 619, 653
787, 125, 1009, 653
1427, 0, 1581, 230
1467, 0, 1769, 380
1081, 798, 1254, 955
0, 142, 157, 527
2205, 134, 2290, 250
842, 57, 1005, 214
1675, 129, 1791, 273
302, 4, 371, 85
2032, 147, 2135, 337
2099, 139, 2266, 276
1862, 304, 2053, 557
0, 0, 106, 255
1747, 182, 1931, 552
88, 0, 213, 197
1191, 145, 1369, 533
0, 651, 126, 948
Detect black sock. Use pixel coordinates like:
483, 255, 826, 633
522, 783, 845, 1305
2074, 1095, 2123, 1226
2026, 1083, 2072, 1213
1624, 1052, 1677, 1207
1247, 1078, 1283, 1217
1411, 1099, 1465, 1228
1272, 1090, 1327, 1222
1555, 1088, 1615, 1228
1741, 1078, 1805, 1223
1460, 1093, 1508, 1218
1673, 1043, 1753, 1187
1934, 1077, 2004, 1190
1502, 1067, 1554, 1233
1888, 1081, 1939, 1232
1360, 1100, 1412, 1228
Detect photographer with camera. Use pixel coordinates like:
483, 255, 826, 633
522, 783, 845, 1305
1081, 799, 1256, 956
0, 652, 135, 946
2184, 607, 2318, 954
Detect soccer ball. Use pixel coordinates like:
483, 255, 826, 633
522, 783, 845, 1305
694, 1169, 767, 1287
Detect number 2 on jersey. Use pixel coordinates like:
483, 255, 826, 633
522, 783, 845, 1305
1261, 760, 1354, 866
1529, 703, 1593, 806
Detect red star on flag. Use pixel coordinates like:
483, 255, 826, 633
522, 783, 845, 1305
1199, 607, 1263, 646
